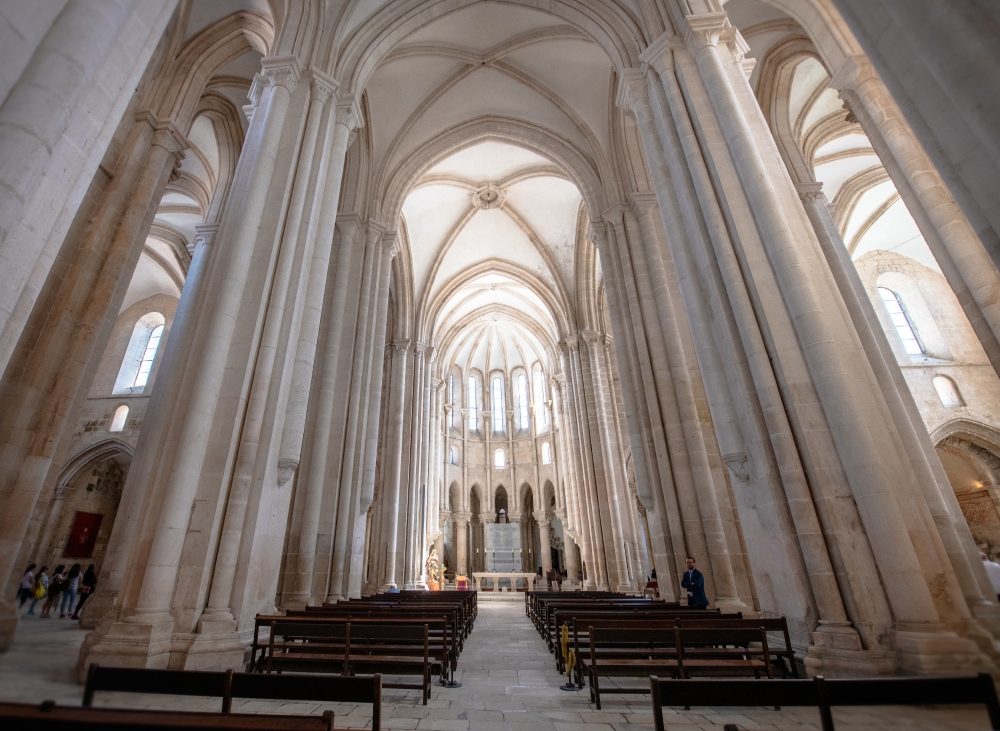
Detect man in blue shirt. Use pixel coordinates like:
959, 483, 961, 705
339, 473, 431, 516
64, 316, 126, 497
681, 556, 708, 609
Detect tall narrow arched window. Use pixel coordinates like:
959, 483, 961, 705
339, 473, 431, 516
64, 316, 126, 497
133, 324, 163, 388
494, 448, 506, 469
492, 376, 505, 432
114, 312, 166, 394
933, 375, 964, 407
541, 442, 551, 465
468, 376, 478, 431
109, 404, 129, 432
516, 373, 530, 429
878, 287, 923, 355
449, 446, 458, 465
534, 369, 549, 426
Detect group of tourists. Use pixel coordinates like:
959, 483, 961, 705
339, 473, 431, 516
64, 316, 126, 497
16, 562, 97, 620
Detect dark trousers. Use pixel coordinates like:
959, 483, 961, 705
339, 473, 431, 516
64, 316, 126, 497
73, 591, 92, 617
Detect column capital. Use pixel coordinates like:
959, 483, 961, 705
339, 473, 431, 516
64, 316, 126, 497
335, 213, 362, 239
638, 31, 677, 76
277, 459, 298, 488
614, 67, 649, 117
243, 73, 268, 124
453, 512, 472, 526
191, 223, 220, 258
829, 54, 878, 93
134, 111, 189, 154
261, 55, 301, 93
381, 231, 400, 258
580, 329, 602, 345
308, 68, 338, 106
796, 182, 826, 202
393, 339, 411, 354
684, 11, 753, 74
335, 91, 364, 131
587, 221, 608, 249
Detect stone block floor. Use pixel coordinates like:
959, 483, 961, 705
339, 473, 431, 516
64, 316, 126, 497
0, 600, 991, 729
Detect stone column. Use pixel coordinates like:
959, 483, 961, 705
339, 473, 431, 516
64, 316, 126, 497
538, 517, 553, 575
381, 341, 410, 590
324, 226, 387, 601
198, 72, 330, 636
0, 112, 187, 650
277, 95, 363, 597
87, 59, 300, 664
454, 513, 470, 576
285, 215, 361, 606
404, 344, 429, 589
798, 182, 1000, 627
831, 56, 1000, 377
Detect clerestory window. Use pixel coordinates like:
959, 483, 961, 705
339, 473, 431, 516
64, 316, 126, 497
468, 376, 478, 431
878, 287, 923, 355
492, 376, 505, 432
516, 373, 530, 429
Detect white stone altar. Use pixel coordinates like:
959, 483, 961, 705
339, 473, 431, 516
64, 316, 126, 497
472, 572, 539, 593
484, 522, 521, 571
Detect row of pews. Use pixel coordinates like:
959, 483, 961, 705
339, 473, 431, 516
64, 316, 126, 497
527, 590, 794, 708
0, 668, 380, 730
251, 590, 477, 703
0, 590, 476, 730
527, 591, 1000, 730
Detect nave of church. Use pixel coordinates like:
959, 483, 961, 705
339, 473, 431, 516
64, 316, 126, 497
3, 0, 1000, 720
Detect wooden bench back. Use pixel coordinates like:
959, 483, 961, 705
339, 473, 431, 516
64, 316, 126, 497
649, 674, 1000, 731
82, 666, 382, 730
0, 702, 335, 731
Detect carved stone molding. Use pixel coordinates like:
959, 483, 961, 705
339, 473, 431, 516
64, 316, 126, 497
471, 183, 505, 210
796, 182, 825, 202
614, 67, 649, 116
723, 453, 751, 483
260, 55, 301, 93
277, 459, 298, 488
309, 69, 338, 106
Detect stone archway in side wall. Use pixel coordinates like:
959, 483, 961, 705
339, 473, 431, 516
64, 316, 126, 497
934, 423, 1000, 560
34, 440, 134, 583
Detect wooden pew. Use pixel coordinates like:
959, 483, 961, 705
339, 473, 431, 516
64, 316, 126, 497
82, 665, 382, 730
675, 616, 797, 678
253, 619, 435, 705
0, 702, 334, 731
649, 674, 1000, 731
583, 627, 773, 709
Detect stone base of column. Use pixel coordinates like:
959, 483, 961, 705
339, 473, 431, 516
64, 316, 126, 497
279, 595, 311, 612
79, 590, 115, 630
970, 603, 1000, 640
805, 623, 894, 677
80, 613, 176, 677
0, 601, 18, 652
404, 582, 416, 590
894, 628, 998, 676
183, 615, 248, 671
713, 596, 751, 613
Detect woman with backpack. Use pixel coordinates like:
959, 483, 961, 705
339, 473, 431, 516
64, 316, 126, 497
71, 564, 96, 620
40, 565, 65, 618
16, 564, 36, 609
59, 564, 81, 618
26, 566, 48, 616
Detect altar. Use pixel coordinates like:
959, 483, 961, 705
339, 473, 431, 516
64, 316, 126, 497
471, 572, 539, 592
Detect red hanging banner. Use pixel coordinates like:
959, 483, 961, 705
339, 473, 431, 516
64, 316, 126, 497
65, 512, 103, 558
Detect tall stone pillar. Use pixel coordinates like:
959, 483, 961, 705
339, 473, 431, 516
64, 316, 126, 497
454, 513, 470, 577
0, 112, 187, 650
831, 56, 1000, 377
82, 57, 301, 669
538, 517, 553, 575
381, 341, 410, 590
798, 182, 1000, 634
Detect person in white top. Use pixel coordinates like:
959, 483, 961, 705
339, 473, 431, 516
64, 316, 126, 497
980, 553, 1000, 600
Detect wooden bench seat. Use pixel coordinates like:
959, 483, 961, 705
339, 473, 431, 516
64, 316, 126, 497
583, 627, 774, 709
649, 674, 1000, 731
79, 666, 383, 729
0, 702, 336, 731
